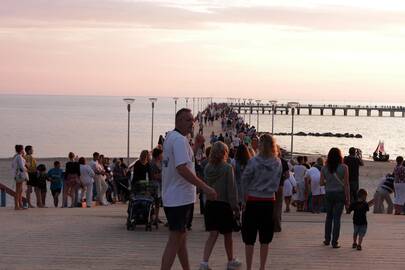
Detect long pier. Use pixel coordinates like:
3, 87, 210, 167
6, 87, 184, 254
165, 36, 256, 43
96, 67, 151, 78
229, 103, 405, 117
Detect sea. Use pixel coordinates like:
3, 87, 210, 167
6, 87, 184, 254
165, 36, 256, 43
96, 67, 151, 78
1, 95, 405, 159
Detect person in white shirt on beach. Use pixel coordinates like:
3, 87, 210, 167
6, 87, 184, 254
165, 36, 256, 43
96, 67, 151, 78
160, 108, 217, 270
305, 158, 325, 213
293, 156, 307, 211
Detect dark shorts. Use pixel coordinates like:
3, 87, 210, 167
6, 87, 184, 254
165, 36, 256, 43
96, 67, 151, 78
27, 172, 38, 187
353, 224, 367, 237
242, 201, 274, 245
204, 201, 234, 234
164, 203, 194, 232
51, 189, 62, 197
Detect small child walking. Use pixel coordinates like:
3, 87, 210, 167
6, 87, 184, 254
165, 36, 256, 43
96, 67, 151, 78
36, 164, 49, 207
348, 189, 374, 250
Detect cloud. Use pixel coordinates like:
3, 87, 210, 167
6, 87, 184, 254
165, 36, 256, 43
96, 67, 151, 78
1, 0, 405, 31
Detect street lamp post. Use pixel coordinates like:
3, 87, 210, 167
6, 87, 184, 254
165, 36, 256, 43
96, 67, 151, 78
185, 97, 189, 108
269, 100, 277, 135
123, 98, 135, 166
173, 97, 178, 121
193, 97, 195, 115
288, 102, 299, 159
248, 99, 253, 125
255, 99, 261, 132
149, 98, 157, 150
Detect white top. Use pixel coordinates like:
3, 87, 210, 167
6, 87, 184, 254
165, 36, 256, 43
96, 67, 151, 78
162, 130, 196, 207
80, 164, 95, 185
293, 164, 307, 183
232, 137, 241, 148
305, 167, 325, 195
90, 160, 106, 181
12, 154, 27, 177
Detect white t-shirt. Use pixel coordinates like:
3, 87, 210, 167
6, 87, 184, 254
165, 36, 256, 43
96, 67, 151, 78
305, 167, 325, 196
162, 130, 197, 207
293, 165, 307, 183
232, 137, 241, 148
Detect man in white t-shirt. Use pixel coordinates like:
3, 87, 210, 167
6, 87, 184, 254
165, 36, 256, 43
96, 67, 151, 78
305, 157, 325, 213
161, 108, 217, 270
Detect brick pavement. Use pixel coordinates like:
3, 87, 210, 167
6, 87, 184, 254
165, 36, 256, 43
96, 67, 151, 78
1, 204, 404, 270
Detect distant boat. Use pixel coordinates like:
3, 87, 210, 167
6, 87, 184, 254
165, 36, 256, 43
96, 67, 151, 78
373, 141, 390, 162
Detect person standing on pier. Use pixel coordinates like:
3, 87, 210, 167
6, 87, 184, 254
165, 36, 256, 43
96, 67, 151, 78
241, 134, 282, 270
25, 145, 37, 208
344, 147, 364, 213
161, 108, 217, 270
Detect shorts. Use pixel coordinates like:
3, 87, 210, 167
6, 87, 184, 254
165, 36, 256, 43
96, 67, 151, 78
51, 189, 62, 197
27, 172, 38, 187
204, 201, 234, 234
353, 224, 367, 237
164, 203, 194, 232
242, 201, 274, 245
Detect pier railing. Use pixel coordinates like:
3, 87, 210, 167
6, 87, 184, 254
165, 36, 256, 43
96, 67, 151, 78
229, 103, 405, 117
0, 182, 27, 207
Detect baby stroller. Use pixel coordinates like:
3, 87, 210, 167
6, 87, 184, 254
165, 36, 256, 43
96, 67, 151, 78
126, 180, 158, 231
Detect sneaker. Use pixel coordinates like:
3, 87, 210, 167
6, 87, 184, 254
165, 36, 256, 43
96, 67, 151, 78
199, 262, 212, 270
323, 240, 330, 246
332, 243, 341, 249
357, 245, 362, 251
352, 243, 357, 249
227, 258, 242, 269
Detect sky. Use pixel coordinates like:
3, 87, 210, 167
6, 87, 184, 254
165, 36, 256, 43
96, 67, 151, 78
1, 0, 405, 102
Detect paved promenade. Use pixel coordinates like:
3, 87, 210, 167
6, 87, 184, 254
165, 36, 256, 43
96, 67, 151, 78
1, 205, 404, 270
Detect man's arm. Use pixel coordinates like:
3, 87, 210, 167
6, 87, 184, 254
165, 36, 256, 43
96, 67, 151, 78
176, 164, 217, 200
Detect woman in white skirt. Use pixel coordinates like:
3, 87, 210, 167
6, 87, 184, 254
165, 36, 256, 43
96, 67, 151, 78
12, 144, 29, 210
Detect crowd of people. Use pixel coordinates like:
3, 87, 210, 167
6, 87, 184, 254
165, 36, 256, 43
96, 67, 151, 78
11, 103, 405, 270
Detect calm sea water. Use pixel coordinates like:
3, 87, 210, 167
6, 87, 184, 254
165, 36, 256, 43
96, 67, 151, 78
1, 95, 404, 159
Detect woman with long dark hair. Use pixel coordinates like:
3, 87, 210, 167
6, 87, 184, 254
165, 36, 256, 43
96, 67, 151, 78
320, 147, 350, 248
234, 144, 252, 205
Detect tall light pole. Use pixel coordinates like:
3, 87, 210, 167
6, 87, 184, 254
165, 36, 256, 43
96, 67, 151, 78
173, 97, 178, 122
192, 97, 195, 115
248, 98, 253, 125
243, 98, 247, 121
185, 97, 189, 108
288, 102, 299, 159
123, 98, 135, 166
255, 99, 261, 132
149, 98, 157, 150
269, 100, 277, 135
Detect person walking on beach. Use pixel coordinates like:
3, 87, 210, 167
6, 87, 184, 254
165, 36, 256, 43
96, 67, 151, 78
47, 161, 64, 208
344, 147, 363, 212
25, 145, 38, 208
293, 156, 307, 212
320, 147, 350, 248
36, 164, 48, 207
63, 152, 80, 208
160, 108, 217, 270
305, 158, 325, 213
12, 144, 29, 210
199, 141, 241, 270
241, 134, 282, 270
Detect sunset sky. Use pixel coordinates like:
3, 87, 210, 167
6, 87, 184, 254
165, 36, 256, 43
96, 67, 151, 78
1, 0, 405, 102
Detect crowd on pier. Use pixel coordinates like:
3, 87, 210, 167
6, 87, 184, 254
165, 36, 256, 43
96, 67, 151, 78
11, 103, 405, 270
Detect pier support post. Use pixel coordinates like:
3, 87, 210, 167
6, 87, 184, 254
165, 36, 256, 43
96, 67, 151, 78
367, 110, 371, 117
379, 110, 383, 117
309, 108, 312, 115
332, 109, 336, 116
355, 109, 359, 116
320, 109, 324, 116
286, 108, 289, 115
0, 188, 5, 207
402, 111, 405, 118
297, 108, 300, 115
390, 111, 395, 117
344, 109, 347, 116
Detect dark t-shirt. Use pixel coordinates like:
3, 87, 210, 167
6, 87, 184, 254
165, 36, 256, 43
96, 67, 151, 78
65, 161, 80, 176
280, 158, 290, 186
132, 160, 151, 183
349, 201, 369, 225
344, 156, 361, 183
